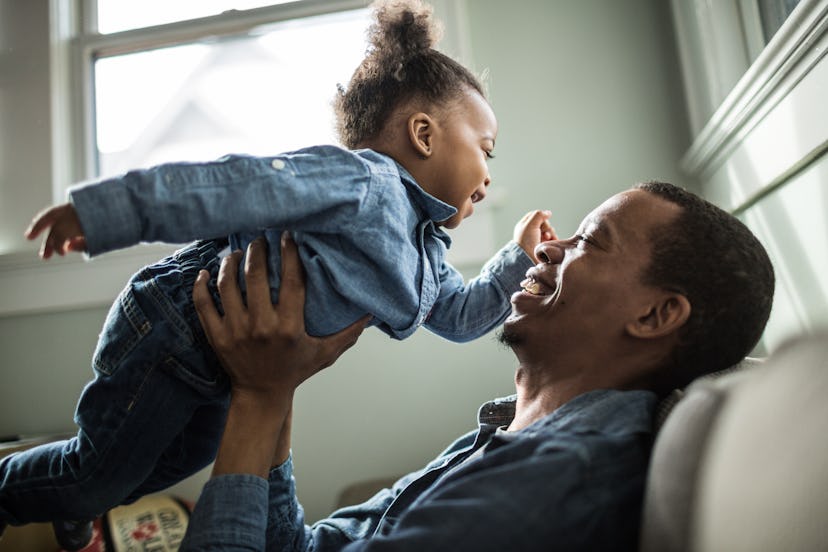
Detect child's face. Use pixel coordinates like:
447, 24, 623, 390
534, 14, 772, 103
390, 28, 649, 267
424, 90, 497, 229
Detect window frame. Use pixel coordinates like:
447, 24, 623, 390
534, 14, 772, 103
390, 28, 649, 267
53, 0, 371, 196
670, 0, 825, 180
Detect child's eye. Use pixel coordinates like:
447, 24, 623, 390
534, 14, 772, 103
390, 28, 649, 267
484, 150, 495, 160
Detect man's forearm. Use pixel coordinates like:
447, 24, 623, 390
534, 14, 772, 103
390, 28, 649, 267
212, 390, 293, 479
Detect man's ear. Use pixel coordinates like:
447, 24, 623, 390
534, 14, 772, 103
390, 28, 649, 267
626, 293, 691, 339
407, 112, 434, 158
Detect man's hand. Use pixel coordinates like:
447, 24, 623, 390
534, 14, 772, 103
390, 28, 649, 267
193, 233, 369, 476
25, 203, 87, 259
513, 210, 557, 263
193, 233, 369, 399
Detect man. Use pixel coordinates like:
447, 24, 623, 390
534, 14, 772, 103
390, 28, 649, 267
181, 181, 774, 551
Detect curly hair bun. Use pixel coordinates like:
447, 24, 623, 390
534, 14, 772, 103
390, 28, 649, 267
334, 0, 482, 148
368, 0, 443, 65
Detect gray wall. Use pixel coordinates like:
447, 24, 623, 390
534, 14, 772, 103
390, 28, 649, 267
0, 0, 691, 522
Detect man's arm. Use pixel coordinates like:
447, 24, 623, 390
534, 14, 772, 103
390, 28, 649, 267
181, 234, 368, 551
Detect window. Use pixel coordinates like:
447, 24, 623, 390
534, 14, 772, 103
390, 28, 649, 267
95, 1, 293, 34
670, 0, 808, 138
757, 0, 803, 42
47, 0, 497, 273
67, 1, 370, 180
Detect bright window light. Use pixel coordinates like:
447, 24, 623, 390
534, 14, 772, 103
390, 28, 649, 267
94, 9, 370, 177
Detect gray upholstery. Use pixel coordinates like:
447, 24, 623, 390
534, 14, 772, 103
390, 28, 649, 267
640, 362, 760, 552
640, 334, 828, 551
693, 334, 828, 551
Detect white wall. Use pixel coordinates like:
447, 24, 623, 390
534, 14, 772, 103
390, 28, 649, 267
0, 1, 53, 254
0, 0, 691, 522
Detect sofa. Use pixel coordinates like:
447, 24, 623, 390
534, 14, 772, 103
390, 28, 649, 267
640, 332, 828, 551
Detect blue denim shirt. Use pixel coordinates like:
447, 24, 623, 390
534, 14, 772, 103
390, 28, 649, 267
69, 146, 531, 341
181, 389, 657, 551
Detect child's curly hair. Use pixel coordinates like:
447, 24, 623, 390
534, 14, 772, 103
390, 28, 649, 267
334, 0, 485, 148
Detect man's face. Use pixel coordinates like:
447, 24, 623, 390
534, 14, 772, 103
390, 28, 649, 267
501, 189, 682, 354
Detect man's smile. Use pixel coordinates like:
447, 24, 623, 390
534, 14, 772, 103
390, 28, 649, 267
519, 267, 557, 297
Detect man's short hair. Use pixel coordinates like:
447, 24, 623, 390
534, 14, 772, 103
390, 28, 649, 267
635, 181, 775, 394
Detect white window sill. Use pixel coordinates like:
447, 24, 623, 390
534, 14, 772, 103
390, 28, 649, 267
0, 244, 178, 318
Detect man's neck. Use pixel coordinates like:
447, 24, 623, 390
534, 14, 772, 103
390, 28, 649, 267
507, 365, 590, 432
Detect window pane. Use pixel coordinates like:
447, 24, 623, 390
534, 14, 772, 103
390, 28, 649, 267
758, 0, 802, 43
95, 9, 369, 178
97, 0, 294, 34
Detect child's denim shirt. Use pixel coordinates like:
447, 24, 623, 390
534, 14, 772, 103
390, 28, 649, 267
69, 145, 532, 341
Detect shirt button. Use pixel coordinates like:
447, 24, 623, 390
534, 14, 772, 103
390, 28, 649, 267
271, 159, 286, 170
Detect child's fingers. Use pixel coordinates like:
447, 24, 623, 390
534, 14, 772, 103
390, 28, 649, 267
66, 236, 87, 253
25, 205, 63, 240
541, 221, 558, 241
39, 237, 54, 259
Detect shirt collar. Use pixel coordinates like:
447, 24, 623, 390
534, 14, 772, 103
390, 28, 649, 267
477, 389, 657, 435
393, 161, 458, 224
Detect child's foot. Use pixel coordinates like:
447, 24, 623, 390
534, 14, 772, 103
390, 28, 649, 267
52, 519, 93, 551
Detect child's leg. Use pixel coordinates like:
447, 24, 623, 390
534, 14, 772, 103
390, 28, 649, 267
0, 241, 228, 524
0, 308, 224, 524
122, 400, 229, 502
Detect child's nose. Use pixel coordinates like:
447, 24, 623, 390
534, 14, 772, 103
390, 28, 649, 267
472, 182, 488, 203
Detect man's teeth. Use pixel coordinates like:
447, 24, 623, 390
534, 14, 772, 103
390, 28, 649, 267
522, 279, 543, 295
525, 282, 542, 294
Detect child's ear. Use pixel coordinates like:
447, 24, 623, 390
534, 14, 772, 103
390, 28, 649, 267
407, 112, 434, 158
626, 293, 691, 340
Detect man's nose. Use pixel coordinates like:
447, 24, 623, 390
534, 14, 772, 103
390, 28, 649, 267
535, 241, 562, 264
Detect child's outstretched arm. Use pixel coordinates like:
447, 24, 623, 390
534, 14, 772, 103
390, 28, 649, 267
513, 209, 556, 263
421, 209, 553, 342
24, 203, 87, 259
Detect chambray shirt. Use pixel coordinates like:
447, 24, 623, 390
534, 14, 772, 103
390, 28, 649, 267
181, 389, 657, 551
69, 146, 531, 340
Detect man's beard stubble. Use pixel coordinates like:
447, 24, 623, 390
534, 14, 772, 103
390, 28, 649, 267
496, 326, 523, 349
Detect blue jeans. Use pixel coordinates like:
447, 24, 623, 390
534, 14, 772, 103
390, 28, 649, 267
0, 240, 230, 524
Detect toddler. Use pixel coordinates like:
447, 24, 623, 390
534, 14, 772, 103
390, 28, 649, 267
0, 1, 553, 549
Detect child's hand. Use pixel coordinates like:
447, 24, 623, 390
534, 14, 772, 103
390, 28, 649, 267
513, 210, 557, 263
25, 203, 87, 259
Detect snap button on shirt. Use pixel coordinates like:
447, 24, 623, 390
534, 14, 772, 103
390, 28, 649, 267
271, 159, 286, 170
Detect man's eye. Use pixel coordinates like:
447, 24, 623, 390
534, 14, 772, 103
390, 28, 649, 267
578, 234, 593, 246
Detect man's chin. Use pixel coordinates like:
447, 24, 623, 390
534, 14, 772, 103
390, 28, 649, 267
497, 326, 523, 348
